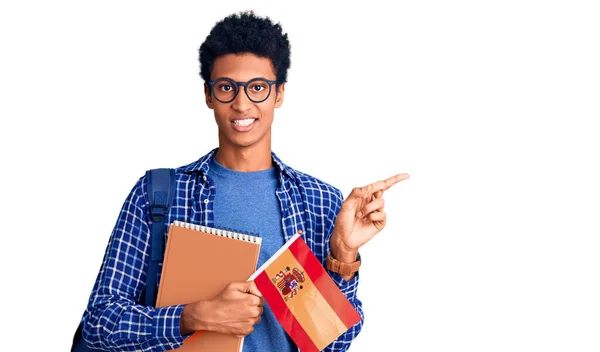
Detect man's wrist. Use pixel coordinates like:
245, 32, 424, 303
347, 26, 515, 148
327, 253, 360, 281
330, 234, 359, 263
181, 301, 212, 335
328, 234, 361, 282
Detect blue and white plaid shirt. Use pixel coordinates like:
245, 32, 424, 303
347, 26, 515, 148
81, 148, 364, 351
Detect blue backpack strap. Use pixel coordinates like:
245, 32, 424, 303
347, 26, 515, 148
144, 168, 176, 307
71, 168, 176, 352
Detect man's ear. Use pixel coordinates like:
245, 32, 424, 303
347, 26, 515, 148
274, 83, 285, 108
204, 83, 214, 109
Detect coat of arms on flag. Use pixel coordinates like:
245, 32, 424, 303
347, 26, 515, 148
272, 267, 305, 301
249, 233, 361, 352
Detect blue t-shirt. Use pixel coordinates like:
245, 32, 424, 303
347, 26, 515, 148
208, 157, 295, 352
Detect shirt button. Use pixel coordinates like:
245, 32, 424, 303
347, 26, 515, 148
297, 229, 303, 235
204, 199, 209, 204
202, 175, 207, 181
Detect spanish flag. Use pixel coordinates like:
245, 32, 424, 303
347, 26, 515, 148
249, 233, 361, 352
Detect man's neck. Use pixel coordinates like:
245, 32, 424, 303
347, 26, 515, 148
214, 143, 273, 172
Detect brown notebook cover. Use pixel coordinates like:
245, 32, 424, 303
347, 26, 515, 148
156, 220, 262, 352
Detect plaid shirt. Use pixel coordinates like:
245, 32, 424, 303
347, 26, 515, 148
81, 148, 363, 351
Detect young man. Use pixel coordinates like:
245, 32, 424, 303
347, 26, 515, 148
80, 11, 408, 352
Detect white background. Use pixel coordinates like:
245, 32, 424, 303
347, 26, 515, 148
1, 1, 599, 351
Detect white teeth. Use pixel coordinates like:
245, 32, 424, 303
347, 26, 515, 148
233, 119, 256, 126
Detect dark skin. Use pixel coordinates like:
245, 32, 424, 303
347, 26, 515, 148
180, 281, 264, 337
180, 53, 409, 336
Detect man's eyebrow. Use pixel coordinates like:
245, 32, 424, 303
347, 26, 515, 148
213, 76, 271, 82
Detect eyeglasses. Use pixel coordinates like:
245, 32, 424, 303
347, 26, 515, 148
207, 77, 281, 103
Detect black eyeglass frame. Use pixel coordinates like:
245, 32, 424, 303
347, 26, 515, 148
207, 77, 282, 103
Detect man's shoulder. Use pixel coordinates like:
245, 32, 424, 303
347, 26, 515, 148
288, 166, 344, 203
173, 148, 217, 174
132, 154, 208, 194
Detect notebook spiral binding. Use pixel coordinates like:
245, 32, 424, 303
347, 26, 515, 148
172, 220, 262, 245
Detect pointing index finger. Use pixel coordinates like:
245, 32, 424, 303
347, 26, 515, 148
383, 173, 410, 191
361, 173, 410, 198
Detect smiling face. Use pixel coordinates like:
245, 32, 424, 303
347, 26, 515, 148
204, 53, 285, 152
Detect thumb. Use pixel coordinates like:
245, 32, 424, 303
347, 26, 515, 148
238, 280, 263, 297
341, 193, 360, 210
246, 280, 263, 297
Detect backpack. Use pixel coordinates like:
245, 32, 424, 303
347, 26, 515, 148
71, 168, 176, 351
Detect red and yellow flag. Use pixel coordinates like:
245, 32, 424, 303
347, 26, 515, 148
249, 234, 361, 352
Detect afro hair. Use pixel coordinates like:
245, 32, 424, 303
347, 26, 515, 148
199, 10, 291, 83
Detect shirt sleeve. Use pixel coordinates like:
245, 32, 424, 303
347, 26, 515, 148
322, 187, 365, 352
80, 177, 188, 352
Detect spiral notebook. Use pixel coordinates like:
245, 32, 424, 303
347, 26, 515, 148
156, 220, 262, 352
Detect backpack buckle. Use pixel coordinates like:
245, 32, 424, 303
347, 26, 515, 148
150, 204, 167, 221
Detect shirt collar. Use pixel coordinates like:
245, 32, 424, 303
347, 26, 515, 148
179, 147, 297, 181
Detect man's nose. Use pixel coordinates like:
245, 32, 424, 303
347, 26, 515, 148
231, 87, 253, 111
